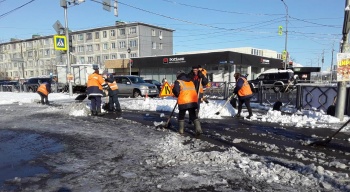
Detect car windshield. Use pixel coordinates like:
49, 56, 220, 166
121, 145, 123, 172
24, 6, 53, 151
129, 77, 146, 84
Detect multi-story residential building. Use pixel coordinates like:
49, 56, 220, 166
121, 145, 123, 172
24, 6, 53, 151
0, 22, 174, 80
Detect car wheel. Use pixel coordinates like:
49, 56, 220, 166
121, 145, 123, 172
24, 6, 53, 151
133, 89, 141, 98
29, 88, 34, 92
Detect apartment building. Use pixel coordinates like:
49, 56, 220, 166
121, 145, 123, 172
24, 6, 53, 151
0, 22, 174, 80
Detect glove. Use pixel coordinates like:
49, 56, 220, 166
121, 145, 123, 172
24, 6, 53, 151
198, 71, 206, 79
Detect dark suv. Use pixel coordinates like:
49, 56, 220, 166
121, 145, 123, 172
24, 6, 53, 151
24, 77, 52, 92
249, 69, 295, 93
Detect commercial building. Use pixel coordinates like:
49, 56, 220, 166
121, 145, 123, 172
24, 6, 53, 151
0, 21, 174, 80
107, 48, 285, 83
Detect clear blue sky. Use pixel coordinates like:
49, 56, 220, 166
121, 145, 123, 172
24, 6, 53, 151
0, 0, 345, 70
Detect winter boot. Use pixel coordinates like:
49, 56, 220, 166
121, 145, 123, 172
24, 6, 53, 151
91, 110, 97, 116
96, 107, 104, 116
178, 120, 185, 134
193, 119, 203, 136
246, 108, 253, 119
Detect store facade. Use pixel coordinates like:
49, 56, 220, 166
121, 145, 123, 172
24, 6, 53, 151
128, 51, 283, 83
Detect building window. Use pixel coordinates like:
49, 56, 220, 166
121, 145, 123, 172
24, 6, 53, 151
78, 34, 84, 41
130, 53, 137, 58
118, 41, 125, 48
119, 28, 125, 35
95, 44, 100, 51
78, 46, 84, 52
120, 54, 126, 59
30, 71, 34, 76
152, 29, 156, 36
103, 43, 108, 50
80, 57, 85, 63
87, 45, 93, 52
96, 56, 101, 63
111, 42, 116, 49
51, 50, 55, 55
95, 32, 100, 39
86, 33, 92, 40
159, 30, 163, 39
103, 55, 109, 60
152, 42, 156, 49
129, 40, 137, 47
159, 43, 163, 50
88, 56, 93, 63
111, 54, 116, 59
71, 35, 75, 41
103, 31, 107, 38
110, 30, 115, 37
129, 27, 137, 34
28, 51, 33, 57
44, 49, 50, 56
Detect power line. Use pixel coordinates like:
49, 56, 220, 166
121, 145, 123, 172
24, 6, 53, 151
289, 16, 340, 28
0, 0, 36, 19
160, 0, 284, 17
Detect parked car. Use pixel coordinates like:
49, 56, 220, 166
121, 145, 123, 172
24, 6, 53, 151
24, 77, 66, 93
113, 75, 159, 98
144, 79, 162, 91
249, 69, 295, 93
1, 81, 20, 92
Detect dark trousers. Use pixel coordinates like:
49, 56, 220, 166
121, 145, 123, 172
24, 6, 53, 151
38, 92, 49, 104
90, 96, 102, 111
178, 108, 197, 121
109, 94, 121, 111
237, 97, 252, 115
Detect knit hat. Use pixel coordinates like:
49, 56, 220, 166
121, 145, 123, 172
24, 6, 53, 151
176, 70, 185, 78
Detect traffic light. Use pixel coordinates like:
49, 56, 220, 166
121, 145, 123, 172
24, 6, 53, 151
68, 37, 73, 53
278, 26, 283, 36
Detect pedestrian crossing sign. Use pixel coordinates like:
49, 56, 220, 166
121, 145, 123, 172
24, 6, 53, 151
53, 35, 67, 51
159, 82, 174, 97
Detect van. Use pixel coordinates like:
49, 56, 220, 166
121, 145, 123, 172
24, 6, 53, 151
249, 69, 295, 93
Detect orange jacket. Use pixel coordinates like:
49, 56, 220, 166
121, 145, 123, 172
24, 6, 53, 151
87, 73, 106, 97
37, 83, 49, 96
177, 80, 198, 110
237, 77, 253, 97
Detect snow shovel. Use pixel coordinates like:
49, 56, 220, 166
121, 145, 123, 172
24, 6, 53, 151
75, 93, 87, 101
163, 102, 178, 129
308, 118, 350, 146
215, 93, 236, 115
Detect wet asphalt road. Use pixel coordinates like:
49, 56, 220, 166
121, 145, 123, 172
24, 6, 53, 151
1, 105, 350, 190
109, 109, 350, 176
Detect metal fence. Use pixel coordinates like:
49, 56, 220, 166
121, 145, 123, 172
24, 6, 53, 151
0, 83, 68, 93
204, 81, 349, 114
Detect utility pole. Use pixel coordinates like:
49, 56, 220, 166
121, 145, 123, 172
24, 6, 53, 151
60, 0, 74, 96
281, 0, 288, 70
321, 49, 324, 71
330, 45, 334, 81
335, 0, 350, 121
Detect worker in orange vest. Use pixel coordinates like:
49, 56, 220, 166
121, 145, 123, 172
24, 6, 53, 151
105, 74, 121, 113
172, 70, 202, 136
87, 65, 108, 116
37, 80, 51, 105
233, 72, 253, 119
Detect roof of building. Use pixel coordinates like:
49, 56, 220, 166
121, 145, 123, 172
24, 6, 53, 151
0, 22, 174, 45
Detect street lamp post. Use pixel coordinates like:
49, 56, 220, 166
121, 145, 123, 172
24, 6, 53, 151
127, 47, 131, 75
281, 0, 288, 70
60, 0, 73, 96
